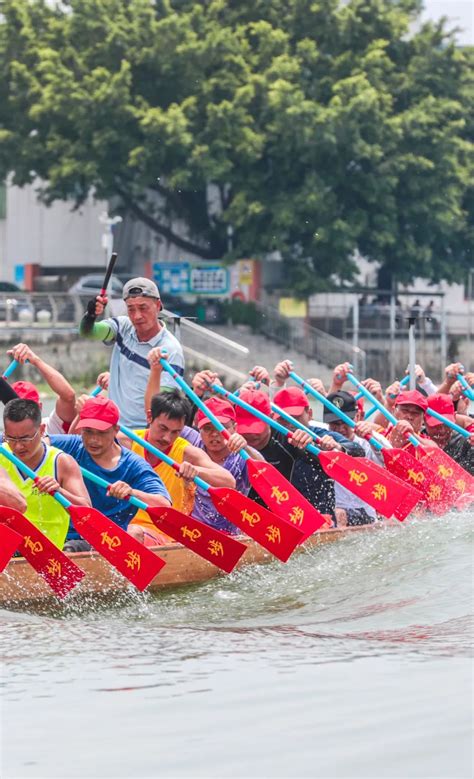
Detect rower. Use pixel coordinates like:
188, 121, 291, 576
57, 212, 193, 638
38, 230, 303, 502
322, 391, 382, 526
424, 394, 474, 475
125, 390, 236, 542
0, 398, 91, 548
233, 387, 365, 521
79, 277, 184, 428
46, 396, 171, 551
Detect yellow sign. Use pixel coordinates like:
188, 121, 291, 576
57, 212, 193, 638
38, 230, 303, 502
289, 506, 304, 525
271, 485, 289, 504
279, 298, 307, 318
348, 470, 369, 486
265, 525, 281, 544
240, 509, 261, 527
46, 558, 61, 577
407, 469, 424, 485
24, 535, 43, 555
372, 483, 387, 501
427, 484, 442, 501
125, 551, 141, 571
181, 525, 202, 542
208, 540, 224, 557
100, 531, 121, 550
437, 465, 453, 479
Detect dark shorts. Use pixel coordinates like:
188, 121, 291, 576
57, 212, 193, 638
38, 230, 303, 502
346, 508, 375, 527
63, 539, 92, 553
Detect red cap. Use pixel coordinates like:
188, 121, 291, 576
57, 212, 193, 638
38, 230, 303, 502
195, 397, 236, 429
235, 389, 271, 434
394, 390, 428, 412
76, 397, 120, 431
425, 394, 456, 427
273, 387, 309, 416
12, 380, 40, 404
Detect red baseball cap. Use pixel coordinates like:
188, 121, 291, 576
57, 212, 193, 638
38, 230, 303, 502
425, 394, 456, 427
12, 380, 40, 404
394, 389, 428, 412
76, 397, 120, 431
273, 387, 309, 416
195, 397, 236, 429
235, 389, 271, 434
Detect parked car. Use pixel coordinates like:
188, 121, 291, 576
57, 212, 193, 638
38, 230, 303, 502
0, 282, 35, 322
68, 274, 124, 298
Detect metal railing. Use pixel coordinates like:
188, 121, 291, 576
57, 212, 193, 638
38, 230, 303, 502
256, 303, 367, 375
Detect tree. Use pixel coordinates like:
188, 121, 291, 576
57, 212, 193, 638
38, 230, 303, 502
0, 0, 472, 294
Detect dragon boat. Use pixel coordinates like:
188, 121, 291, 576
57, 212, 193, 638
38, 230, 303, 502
0, 524, 380, 608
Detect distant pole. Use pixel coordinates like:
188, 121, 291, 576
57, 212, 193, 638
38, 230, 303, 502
389, 292, 396, 376
440, 296, 447, 369
352, 295, 359, 374
408, 316, 417, 389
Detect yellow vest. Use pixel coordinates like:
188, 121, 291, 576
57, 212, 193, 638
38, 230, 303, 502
0, 444, 70, 549
130, 431, 196, 529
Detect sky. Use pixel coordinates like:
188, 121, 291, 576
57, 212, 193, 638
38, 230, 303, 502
421, 0, 473, 44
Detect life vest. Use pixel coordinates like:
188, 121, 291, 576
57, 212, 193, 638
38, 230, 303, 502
129, 431, 196, 529
0, 444, 70, 549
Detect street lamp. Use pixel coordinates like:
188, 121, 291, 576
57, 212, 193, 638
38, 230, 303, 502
99, 211, 122, 267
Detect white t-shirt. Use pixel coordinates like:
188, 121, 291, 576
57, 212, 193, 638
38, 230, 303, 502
43, 407, 68, 436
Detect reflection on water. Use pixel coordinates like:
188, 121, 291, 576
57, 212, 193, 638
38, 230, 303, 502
1, 513, 472, 778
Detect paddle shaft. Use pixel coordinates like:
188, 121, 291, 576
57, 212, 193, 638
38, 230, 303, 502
100, 252, 118, 297
456, 373, 474, 401
425, 408, 471, 438
2, 359, 20, 380
345, 373, 420, 447
362, 375, 409, 420
0, 445, 71, 508
288, 371, 383, 451
158, 359, 250, 461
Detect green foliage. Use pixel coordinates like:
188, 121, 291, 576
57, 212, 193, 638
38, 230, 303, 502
0, 0, 473, 293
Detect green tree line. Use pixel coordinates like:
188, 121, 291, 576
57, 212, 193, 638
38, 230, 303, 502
0, 0, 472, 293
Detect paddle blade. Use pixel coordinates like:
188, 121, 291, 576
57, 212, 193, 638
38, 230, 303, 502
69, 506, 165, 591
0, 523, 22, 572
0, 507, 85, 598
245, 459, 329, 541
416, 445, 474, 499
381, 449, 449, 515
318, 452, 420, 520
208, 486, 305, 562
146, 506, 247, 574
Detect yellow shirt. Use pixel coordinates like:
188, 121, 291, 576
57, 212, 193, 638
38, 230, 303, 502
0, 444, 70, 549
129, 431, 196, 530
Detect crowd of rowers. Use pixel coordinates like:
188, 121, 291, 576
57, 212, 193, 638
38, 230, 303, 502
0, 276, 472, 555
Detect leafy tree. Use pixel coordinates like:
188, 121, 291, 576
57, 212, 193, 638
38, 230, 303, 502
0, 0, 472, 293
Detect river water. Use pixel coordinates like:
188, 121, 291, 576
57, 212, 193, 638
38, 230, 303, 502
1, 510, 472, 779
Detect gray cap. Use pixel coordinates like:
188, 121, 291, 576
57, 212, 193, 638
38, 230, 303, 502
122, 277, 160, 300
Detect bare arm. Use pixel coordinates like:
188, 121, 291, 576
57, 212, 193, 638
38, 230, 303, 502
35, 453, 91, 507
0, 467, 27, 512
184, 445, 236, 488
8, 343, 76, 423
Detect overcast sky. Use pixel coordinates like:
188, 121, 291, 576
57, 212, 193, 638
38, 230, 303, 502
421, 0, 473, 44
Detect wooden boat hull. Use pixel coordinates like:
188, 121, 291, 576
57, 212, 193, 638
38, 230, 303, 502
0, 525, 379, 608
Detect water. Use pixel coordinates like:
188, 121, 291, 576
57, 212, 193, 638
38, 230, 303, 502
1, 511, 472, 779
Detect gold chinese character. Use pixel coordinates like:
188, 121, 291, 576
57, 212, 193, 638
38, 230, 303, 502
270, 485, 289, 504
240, 508, 261, 526
289, 506, 304, 525
348, 469, 369, 486
46, 558, 61, 577
24, 535, 43, 555
407, 469, 424, 485
427, 484, 442, 501
372, 483, 387, 501
437, 465, 453, 479
265, 525, 281, 544
455, 479, 466, 493
100, 531, 121, 550
181, 525, 202, 542
125, 550, 141, 571
208, 539, 224, 557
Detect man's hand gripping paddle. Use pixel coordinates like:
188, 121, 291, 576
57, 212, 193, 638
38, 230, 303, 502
0, 445, 165, 591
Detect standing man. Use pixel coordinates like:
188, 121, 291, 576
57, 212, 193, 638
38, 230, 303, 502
79, 277, 184, 427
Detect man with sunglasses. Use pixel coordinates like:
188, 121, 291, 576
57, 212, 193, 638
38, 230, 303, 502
79, 277, 184, 428
0, 398, 91, 548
